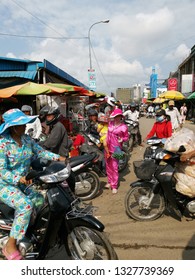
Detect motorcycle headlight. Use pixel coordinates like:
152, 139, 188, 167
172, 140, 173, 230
39, 163, 71, 183
156, 151, 170, 160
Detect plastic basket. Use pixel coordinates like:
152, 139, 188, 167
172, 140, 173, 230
133, 160, 156, 180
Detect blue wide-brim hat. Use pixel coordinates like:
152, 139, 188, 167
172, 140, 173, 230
0, 108, 38, 134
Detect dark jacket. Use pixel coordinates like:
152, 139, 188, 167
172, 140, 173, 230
41, 121, 69, 157
86, 120, 99, 138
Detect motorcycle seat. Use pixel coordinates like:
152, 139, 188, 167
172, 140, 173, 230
69, 153, 97, 168
0, 201, 14, 219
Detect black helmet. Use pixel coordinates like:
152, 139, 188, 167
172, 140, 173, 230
45, 106, 60, 126
130, 102, 136, 108
87, 109, 98, 116
39, 105, 51, 116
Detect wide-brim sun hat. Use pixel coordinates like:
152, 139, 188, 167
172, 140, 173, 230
0, 108, 38, 134
110, 108, 124, 118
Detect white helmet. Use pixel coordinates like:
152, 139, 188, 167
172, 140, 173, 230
106, 96, 118, 107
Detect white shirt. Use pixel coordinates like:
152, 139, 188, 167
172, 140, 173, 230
25, 118, 42, 139
104, 105, 112, 117
180, 106, 187, 116
147, 106, 154, 112
123, 110, 139, 122
165, 107, 182, 129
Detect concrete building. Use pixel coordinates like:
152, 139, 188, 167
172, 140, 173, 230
116, 84, 141, 104
168, 44, 195, 94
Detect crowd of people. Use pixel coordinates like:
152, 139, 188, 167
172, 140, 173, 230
0, 97, 193, 260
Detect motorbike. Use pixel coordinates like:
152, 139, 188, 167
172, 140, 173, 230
146, 111, 155, 118
124, 137, 195, 221
124, 119, 141, 152
38, 134, 100, 201
69, 153, 100, 201
80, 132, 129, 173
0, 159, 118, 260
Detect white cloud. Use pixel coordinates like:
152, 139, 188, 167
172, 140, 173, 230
1, 0, 195, 94
165, 44, 190, 61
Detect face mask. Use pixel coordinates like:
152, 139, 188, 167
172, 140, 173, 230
156, 116, 164, 122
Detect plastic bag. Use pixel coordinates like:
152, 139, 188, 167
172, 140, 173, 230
174, 172, 195, 198
176, 162, 195, 177
112, 146, 124, 160
164, 128, 195, 153
174, 162, 195, 197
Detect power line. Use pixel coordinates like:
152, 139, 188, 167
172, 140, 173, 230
10, 0, 65, 37
90, 42, 111, 92
0, 32, 87, 40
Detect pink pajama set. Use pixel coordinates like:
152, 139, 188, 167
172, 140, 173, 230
106, 121, 129, 190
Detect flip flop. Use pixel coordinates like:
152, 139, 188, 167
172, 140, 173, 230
2, 247, 23, 260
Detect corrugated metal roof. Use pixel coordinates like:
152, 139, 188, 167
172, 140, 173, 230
44, 60, 89, 89
0, 71, 37, 80
0, 56, 41, 64
0, 57, 88, 89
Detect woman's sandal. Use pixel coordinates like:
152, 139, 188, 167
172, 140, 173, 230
2, 247, 23, 260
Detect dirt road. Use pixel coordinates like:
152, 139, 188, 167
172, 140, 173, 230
92, 117, 195, 260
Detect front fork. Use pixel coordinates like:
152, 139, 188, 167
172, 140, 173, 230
131, 180, 160, 209
69, 230, 87, 258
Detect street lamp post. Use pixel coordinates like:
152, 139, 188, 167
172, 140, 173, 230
88, 19, 110, 70
87, 20, 109, 90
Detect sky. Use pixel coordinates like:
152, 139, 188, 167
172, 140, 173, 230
0, 0, 195, 95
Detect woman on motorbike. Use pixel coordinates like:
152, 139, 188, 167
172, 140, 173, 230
0, 109, 65, 260
144, 109, 172, 142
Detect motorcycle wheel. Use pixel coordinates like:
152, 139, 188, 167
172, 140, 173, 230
125, 185, 166, 221
75, 171, 100, 201
67, 226, 118, 260
118, 153, 128, 172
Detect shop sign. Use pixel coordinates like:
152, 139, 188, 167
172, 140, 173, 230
168, 78, 178, 91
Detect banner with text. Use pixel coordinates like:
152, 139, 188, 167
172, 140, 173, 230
88, 69, 96, 91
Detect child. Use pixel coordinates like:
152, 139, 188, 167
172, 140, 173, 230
69, 128, 85, 157
97, 114, 110, 158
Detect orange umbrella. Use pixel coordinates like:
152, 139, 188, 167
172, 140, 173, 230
47, 83, 95, 96
0, 82, 67, 98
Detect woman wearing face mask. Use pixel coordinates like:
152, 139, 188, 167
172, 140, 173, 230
145, 109, 172, 142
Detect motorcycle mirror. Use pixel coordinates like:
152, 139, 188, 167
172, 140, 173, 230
178, 145, 186, 153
